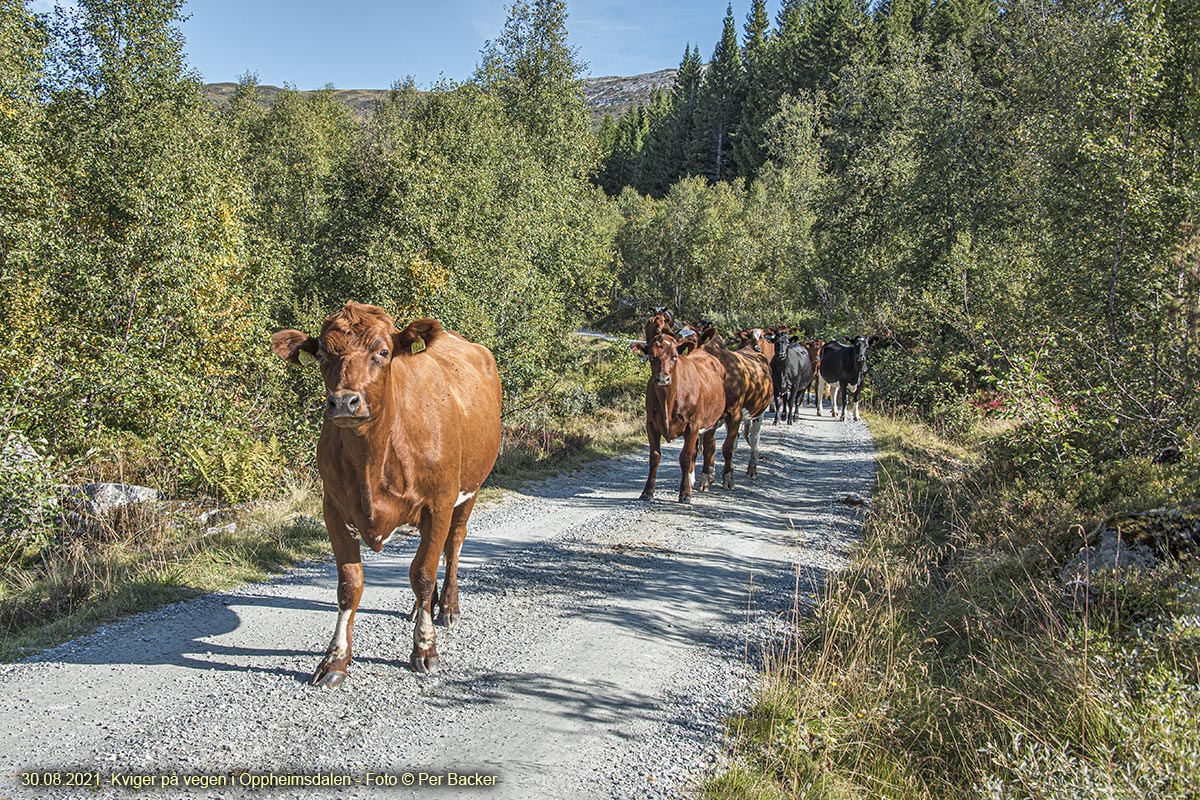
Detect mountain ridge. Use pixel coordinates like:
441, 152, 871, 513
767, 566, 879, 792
204, 68, 677, 126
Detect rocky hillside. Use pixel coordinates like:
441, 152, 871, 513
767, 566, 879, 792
204, 68, 676, 126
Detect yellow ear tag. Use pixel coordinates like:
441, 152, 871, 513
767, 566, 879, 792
410, 338, 426, 355
298, 349, 318, 366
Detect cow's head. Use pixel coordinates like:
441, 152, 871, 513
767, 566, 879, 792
644, 307, 675, 342
851, 335, 876, 371
271, 302, 440, 429
747, 328, 769, 353
633, 333, 695, 387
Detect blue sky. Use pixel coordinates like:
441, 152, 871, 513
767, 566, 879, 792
27, 0, 783, 89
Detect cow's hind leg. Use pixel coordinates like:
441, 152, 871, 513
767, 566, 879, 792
745, 414, 764, 478
721, 412, 743, 489
313, 503, 362, 688
410, 505, 454, 674
698, 428, 717, 491
436, 496, 475, 628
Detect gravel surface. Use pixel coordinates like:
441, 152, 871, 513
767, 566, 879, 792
0, 413, 875, 800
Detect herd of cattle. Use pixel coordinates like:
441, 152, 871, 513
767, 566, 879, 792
633, 306, 878, 503
270, 301, 877, 686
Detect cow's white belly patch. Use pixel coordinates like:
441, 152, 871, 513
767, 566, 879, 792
455, 491, 476, 507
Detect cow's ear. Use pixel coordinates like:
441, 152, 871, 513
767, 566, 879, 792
678, 340, 696, 356
699, 327, 718, 346
395, 318, 442, 356
631, 342, 648, 356
868, 335, 882, 347
790, 335, 800, 343
272, 330, 319, 365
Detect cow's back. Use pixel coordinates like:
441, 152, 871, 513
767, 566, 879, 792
711, 347, 772, 418
398, 331, 502, 488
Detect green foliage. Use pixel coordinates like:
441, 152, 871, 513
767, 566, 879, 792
0, 425, 58, 553
1, 0, 616, 523
183, 435, 283, 504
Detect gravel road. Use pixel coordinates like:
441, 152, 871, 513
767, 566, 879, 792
1, 413, 874, 800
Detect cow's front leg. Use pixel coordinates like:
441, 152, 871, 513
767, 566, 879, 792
721, 412, 742, 489
410, 506, 453, 674
677, 427, 701, 503
313, 505, 362, 688
745, 414, 763, 478
641, 426, 662, 501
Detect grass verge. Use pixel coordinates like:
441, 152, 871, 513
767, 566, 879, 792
0, 479, 328, 661
705, 413, 1200, 799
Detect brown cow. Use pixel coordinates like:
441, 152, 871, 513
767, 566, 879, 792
634, 332, 726, 502
271, 302, 502, 687
802, 338, 829, 414
706, 332, 773, 488
643, 306, 675, 346
735, 327, 776, 365
642, 307, 701, 350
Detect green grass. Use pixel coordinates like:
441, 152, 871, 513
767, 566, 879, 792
705, 413, 1200, 800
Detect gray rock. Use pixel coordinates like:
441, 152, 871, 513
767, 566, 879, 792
1061, 530, 1157, 596
65, 482, 162, 516
1, 435, 40, 466
198, 508, 234, 526
205, 522, 237, 537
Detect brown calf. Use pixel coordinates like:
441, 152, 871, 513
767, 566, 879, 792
272, 302, 502, 687
802, 338, 830, 414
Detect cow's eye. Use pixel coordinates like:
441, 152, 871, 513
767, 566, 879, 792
378, 349, 389, 359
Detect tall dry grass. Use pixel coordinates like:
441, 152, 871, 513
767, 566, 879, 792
706, 414, 1200, 800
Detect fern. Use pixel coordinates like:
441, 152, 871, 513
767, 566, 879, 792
183, 436, 282, 503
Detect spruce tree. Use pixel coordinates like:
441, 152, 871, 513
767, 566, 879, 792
734, 0, 776, 178
696, 5, 745, 182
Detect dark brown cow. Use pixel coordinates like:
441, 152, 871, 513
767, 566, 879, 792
643, 306, 676, 346
634, 333, 726, 502
706, 334, 773, 488
271, 302, 502, 687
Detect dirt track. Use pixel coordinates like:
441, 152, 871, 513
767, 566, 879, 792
0, 413, 874, 799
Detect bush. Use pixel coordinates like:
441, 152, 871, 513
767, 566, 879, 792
0, 426, 59, 555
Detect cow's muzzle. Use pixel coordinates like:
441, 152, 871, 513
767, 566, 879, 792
654, 374, 672, 387
327, 391, 370, 425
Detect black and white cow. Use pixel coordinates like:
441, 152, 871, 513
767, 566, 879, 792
819, 335, 878, 421
770, 332, 813, 425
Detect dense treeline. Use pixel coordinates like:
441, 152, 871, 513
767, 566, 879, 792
0, 0, 617, 522
601, 0, 1199, 470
